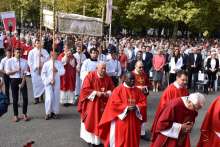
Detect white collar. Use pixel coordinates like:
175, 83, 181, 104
181, 96, 190, 109
173, 81, 181, 89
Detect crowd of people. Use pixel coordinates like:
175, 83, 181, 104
0, 30, 220, 147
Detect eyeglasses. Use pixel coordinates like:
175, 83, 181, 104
138, 66, 144, 69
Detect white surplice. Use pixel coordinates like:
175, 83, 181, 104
80, 59, 98, 82
41, 59, 65, 114
28, 48, 49, 98
73, 52, 87, 96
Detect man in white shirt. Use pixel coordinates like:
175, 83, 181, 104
5, 48, 30, 122
106, 49, 122, 86
28, 39, 49, 104
0, 48, 12, 103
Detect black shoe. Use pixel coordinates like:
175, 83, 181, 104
45, 115, 50, 120
63, 103, 69, 107
73, 98, 78, 106
141, 131, 151, 141
40, 96, 44, 103
34, 98, 39, 104
51, 112, 58, 119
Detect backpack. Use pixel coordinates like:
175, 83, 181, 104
0, 92, 9, 117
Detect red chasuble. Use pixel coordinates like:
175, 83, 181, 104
151, 83, 189, 134
151, 97, 198, 147
57, 52, 76, 91
99, 84, 147, 147
78, 71, 114, 136
197, 96, 220, 147
132, 70, 151, 87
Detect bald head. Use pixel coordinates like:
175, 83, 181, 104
135, 61, 144, 74
97, 62, 106, 77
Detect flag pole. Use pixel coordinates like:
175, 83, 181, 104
109, 23, 111, 44
39, 0, 42, 45
39, 0, 43, 75
101, 5, 105, 51
52, 0, 56, 88
52, 0, 55, 53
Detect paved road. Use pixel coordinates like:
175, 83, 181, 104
0, 78, 219, 147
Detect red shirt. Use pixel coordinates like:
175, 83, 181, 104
119, 53, 128, 69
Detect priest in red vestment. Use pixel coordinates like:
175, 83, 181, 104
132, 61, 150, 95
151, 93, 206, 147
78, 62, 114, 146
151, 70, 189, 134
57, 44, 76, 106
99, 72, 147, 147
197, 96, 220, 147
21, 39, 32, 60
132, 60, 151, 141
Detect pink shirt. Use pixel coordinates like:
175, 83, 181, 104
152, 54, 165, 71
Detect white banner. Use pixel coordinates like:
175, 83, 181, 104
43, 9, 54, 30
106, 0, 112, 24
58, 12, 103, 36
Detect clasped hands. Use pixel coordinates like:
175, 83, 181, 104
181, 121, 193, 133
96, 91, 110, 97
128, 104, 136, 111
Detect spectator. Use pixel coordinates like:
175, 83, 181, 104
152, 49, 166, 92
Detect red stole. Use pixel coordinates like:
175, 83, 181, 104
132, 70, 150, 87
78, 71, 114, 136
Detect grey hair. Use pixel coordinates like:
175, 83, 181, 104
97, 61, 106, 67
188, 92, 206, 107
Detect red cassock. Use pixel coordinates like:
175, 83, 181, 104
19, 41, 32, 60
151, 83, 189, 134
78, 71, 114, 137
98, 84, 147, 147
57, 52, 77, 91
197, 96, 220, 147
151, 97, 198, 147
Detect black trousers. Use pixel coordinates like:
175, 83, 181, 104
111, 76, 119, 87
169, 73, 176, 84
207, 70, 217, 89
3, 74, 11, 103
188, 71, 198, 91
11, 78, 28, 116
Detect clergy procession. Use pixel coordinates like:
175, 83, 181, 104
1, 0, 220, 147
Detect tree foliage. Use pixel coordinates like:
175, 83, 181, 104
1, 0, 220, 37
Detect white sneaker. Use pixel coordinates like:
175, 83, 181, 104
153, 88, 155, 92
156, 88, 158, 92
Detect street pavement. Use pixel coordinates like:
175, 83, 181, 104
0, 77, 219, 147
